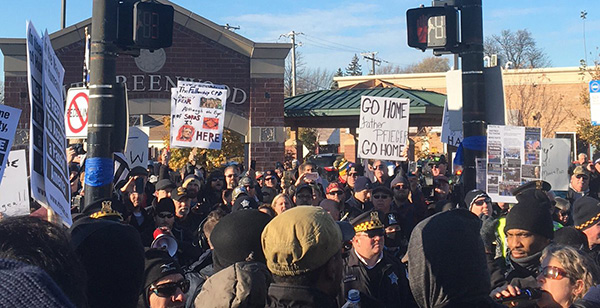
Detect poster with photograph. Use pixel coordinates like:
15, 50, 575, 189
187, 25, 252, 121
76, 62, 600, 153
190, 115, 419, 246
486, 125, 542, 203
170, 81, 228, 150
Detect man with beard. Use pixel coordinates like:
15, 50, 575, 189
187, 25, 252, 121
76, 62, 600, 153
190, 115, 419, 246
224, 165, 240, 190
342, 210, 416, 307
202, 170, 225, 210
390, 175, 421, 239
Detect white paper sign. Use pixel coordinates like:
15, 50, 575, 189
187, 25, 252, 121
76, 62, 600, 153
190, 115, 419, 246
27, 21, 47, 206
440, 99, 462, 146
486, 125, 542, 203
126, 127, 149, 169
170, 81, 228, 149
0, 105, 22, 184
542, 138, 570, 191
42, 31, 71, 226
0, 150, 30, 217
358, 96, 410, 161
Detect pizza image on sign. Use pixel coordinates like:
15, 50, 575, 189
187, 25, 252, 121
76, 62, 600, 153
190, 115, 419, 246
203, 117, 219, 130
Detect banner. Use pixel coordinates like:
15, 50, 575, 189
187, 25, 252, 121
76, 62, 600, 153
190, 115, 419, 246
542, 138, 570, 191
486, 125, 542, 203
358, 96, 410, 161
0, 150, 30, 217
170, 81, 228, 149
27, 21, 47, 206
0, 105, 22, 184
126, 127, 149, 169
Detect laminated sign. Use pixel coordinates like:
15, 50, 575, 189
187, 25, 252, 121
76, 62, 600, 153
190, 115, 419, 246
170, 81, 228, 150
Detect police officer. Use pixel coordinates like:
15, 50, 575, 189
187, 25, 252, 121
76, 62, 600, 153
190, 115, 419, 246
341, 210, 416, 307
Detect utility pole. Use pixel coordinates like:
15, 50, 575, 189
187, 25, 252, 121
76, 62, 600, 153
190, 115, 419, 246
84, 0, 118, 209
581, 10, 588, 65
460, 0, 486, 192
361, 52, 381, 75
281, 31, 302, 96
61, 0, 66, 29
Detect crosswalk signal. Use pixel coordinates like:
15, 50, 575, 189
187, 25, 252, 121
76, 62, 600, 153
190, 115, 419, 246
117, 0, 174, 51
406, 6, 459, 52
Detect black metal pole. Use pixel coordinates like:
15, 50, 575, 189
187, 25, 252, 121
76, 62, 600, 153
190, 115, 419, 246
61, 0, 66, 29
460, 0, 486, 192
84, 0, 117, 209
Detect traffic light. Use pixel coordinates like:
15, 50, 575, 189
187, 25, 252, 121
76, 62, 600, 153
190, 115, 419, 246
406, 6, 459, 52
116, 0, 174, 51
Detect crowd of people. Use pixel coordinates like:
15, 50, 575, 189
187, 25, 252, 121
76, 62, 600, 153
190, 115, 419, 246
4, 147, 600, 308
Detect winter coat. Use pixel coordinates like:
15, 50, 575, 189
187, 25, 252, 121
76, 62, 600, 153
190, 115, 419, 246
266, 284, 338, 308
194, 261, 271, 308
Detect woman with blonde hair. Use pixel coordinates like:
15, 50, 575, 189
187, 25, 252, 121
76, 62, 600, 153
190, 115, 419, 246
536, 245, 599, 307
269, 193, 292, 216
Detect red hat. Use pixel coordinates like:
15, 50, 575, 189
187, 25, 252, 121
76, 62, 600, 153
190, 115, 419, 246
326, 182, 344, 194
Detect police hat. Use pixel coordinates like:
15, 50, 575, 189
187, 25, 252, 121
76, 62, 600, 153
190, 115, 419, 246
351, 210, 384, 233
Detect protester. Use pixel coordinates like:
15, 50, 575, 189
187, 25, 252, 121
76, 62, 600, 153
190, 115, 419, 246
553, 197, 573, 226
326, 181, 346, 204
343, 176, 373, 221
319, 199, 341, 221
140, 248, 188, 308
568, 166, 595, 204
224, 165, 240, 190
574, 196, 600, 250
293, 183, 317, 206
270, 193, 293, 215
465, 189, 493, 217
261, 206, 343, 307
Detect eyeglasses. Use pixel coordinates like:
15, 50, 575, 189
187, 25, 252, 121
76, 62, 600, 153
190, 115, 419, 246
372, 194, 390, 200
473, 199, 491, 206
328, 191, 344, 196
150, 280, 190, 297
361, 229, 385, 238
374, 165, 386, 170
157, 212, 174, 219
539, 266, 570, 280
431, 164, 440, 169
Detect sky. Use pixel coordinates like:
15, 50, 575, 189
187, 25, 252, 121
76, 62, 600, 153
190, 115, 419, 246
0, 0, 598, 76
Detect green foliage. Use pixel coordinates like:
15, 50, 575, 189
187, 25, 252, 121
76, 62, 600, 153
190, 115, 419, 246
162, 116, 244, 171
577, 54, 600, 148
345, 54, 362, 76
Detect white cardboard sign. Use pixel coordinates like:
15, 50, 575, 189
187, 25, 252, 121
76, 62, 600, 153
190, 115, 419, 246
0, 150, 30, 217
541, 138, 570, 191
0, 105, 22, 184
126, 127, 149, 169
358, 96, 410, 161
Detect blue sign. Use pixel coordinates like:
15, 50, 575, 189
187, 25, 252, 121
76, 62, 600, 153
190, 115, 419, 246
590, 80, 600, 93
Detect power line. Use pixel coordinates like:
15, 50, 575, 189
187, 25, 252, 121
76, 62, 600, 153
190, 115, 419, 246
303, 33, 366, 53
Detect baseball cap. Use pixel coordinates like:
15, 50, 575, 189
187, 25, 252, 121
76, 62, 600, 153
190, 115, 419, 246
326, 182, 344, 194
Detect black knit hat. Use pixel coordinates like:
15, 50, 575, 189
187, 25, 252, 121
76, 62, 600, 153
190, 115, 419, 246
554, 227, 589, 250
504, 203, 554, 239
464, 189, 490, 209
574, 196, 600, 231
210, 210, 271, 272
143, 248, 183, 290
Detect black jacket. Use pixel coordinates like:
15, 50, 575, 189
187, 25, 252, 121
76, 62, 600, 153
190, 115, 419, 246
341, 249, 416, 308
343, 196, 373, 222
266, 284, 338, 308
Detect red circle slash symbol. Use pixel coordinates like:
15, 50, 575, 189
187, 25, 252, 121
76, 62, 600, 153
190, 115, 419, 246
67, 92, 88, 133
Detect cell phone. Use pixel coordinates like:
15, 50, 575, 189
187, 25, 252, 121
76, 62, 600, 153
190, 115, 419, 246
409, 161, 417, 174
305, 172, 319, 182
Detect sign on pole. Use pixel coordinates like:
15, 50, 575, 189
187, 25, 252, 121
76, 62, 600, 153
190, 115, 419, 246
170, 81, 228, 149
486, 125, 542, 203
0, 105, 22, 184
126, 127, 149, 169
65, 88, 89, 138
0, 150, 30, 217
358, 96, 410, 161
440, 99, 463, 146
542, 138, 570, 191
590, 80, 600, 125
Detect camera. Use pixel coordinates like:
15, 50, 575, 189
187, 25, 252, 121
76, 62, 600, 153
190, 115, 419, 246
71, 143, 86, 155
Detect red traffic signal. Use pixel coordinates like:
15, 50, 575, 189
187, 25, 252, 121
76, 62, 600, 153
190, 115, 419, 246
406, 6, 459, 52
133, 1, 174, 50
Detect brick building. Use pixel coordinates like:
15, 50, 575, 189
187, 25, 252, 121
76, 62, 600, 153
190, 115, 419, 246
0, 0, 290, 170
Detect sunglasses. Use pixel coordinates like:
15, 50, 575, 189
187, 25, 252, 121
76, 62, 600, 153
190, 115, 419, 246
576, 174, 589, 180
265, 177, 276, 181
225, 174, 237, 178
393, 185, 406, 190
348, 173, 359, 177
150, 280, 190, 297
361, 229, 385, 238
157, 212, 174, 219
374, 165, 386, 170
539, 266, 570, 280
211, 178, 224, 182
431, 164, 440, 169
372, 194, 390, 200
473, 199, 491, 206
558, 210, 570, 216
328, 191, 344, 196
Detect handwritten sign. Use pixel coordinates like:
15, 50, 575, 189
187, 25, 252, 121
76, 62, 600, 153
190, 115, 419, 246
170, 81, 228, 150
126, 127, 149, 169
440, 99, 462, 147
358, 96, 410, 161
0, 150, 30, 217
0, 105, 22, 184
542, 138, 570, 191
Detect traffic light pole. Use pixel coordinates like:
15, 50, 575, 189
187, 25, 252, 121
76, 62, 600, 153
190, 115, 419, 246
84, 0, 117, 210
459, 0, 486, 192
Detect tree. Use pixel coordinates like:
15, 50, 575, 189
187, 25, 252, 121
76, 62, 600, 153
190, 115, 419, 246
576, 51, 600, 148
298, 127, 318, 157
505, 73, 572, 137
284, 51, 334, 97
484, 29, 550, 69
330, 68, 344, 89
345, 54, 362, 76
162, 116, 244, 170
378, 57, 450, 74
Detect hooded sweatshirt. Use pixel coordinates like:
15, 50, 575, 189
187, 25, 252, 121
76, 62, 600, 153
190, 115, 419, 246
407, 209, 501, 308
